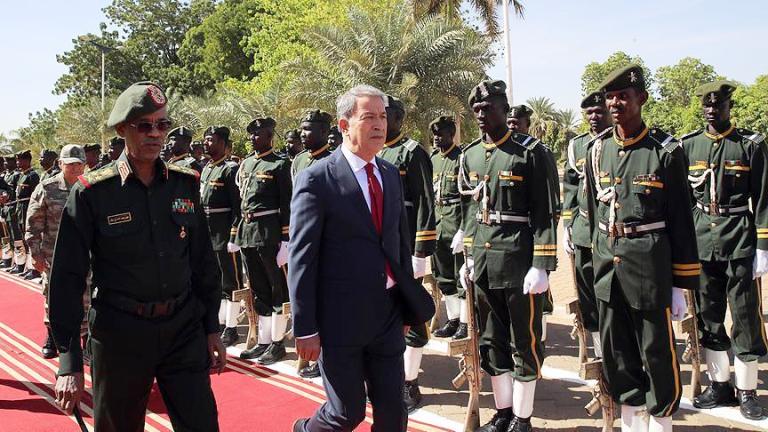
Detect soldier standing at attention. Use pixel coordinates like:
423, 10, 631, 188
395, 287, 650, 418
14, 150, 40, 278
39, 149, 60, 182
429, 116, 468, 340
0, 157, 12, 269
681, 81, 768, 420
168, 126, 203, 173
25, 145, 87, 359
327, 125, 343, 151
236, 117, 293, 364
200, 125, 244, 347
49, 81, 224, 431
562, 92, 612, 358
585, 65, 700, 432
83, 144, 101, 171
284, 129, 303, 161
291, 110, 334, 180
2, 155, 22, 273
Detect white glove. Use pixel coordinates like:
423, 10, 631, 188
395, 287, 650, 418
227, 242, 241, 253
276, 241, 289, 268
671, 287, 687, 321
522, 267, 549, 295
412, 256, 427, 279
459, 257, 474, 292
563, 226, 574, 255
753, 249, 768, 279
451, 229, 465, 254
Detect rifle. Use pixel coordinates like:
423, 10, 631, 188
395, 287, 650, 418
423, 272, 443, 333
582, 360, 615, 432
232, 284, 258, 350
565, 249, 589, 366
279, 264, 309, 373
451, 246, 480, 431
73, 405, 88, 432
680, 290, 702, 398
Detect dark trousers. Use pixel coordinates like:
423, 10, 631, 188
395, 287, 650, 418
431, 237, 465, 298
696, 257, 768, 362
599, 280, 682, 417
89, 298, 219, 431
404, 276, 428, 348
241, 245, 287, 316
574, 246, 599, 332
305, 291, 407, 432
214, 249, 243, 299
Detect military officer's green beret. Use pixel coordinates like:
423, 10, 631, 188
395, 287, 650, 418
246, 117, 277, 134
301, 110, 333, 126
106, 81, 168, 128
599, 64, 645, 92
83, 143, 101, 153
109, 136, 125, 147
694, 80, 737, 104
468, 79, 507, 106
581, 91, 605, 109
166, 126, 193, 139
204, 125, 231, 142
508, 105, 532, 119
15, 150, 32, 160
41, 148, 58, 158
386, 96, 405, 113
429, 115, 456, 134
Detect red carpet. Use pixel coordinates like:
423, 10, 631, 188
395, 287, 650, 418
0, 272, 452, 431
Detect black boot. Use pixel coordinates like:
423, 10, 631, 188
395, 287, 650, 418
692, 381, 737, 408
0, 258, 10, 269
507, 416, 532, 432
10, 264, 25, 274
299, 362, 321, 378
452, 322, 469, 340
24, 269, 41, 280
19, 269, 31, 278
738, 389, 767, 420
432, 318, 460, 338
404, 379, 422, 413
220, 327, 239, 347
476, 408, 512, 432
41, 329, 57, 359
256, 340, 286, 365
4, 264, 17, 273
239, 343, 270, 360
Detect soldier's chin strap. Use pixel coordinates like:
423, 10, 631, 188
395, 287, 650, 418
590, 137, 617, 235
687, 168, 717, 209
457, 153, 489, 223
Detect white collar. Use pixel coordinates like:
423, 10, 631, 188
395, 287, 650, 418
341, 144, 378, 173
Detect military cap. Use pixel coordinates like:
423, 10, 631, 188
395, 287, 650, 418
166, 126, 193, 139
190, 140, 203, 148
15, 149, 32, 160
599, 64, 645, 92
386, 96, 405, 113
285, 129, 300, 139
581, 91, 606, 109
468, 79, 507, 106
109, 136, 125, 147
429, 115, 456, 133
106, 81, 167, 128
508, 105, 533, 119
41, 148, 58, 158
59, 144, 86, 164
83, 143, 101, 153
695, 80, 737, 104
204, 125, 231, 142
2, 155, 14, 162
246, 117, 277, 134
301, 110, 333, 126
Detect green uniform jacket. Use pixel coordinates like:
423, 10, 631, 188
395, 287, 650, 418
681, 127, 768, 260
291, 145, 332, 182
379, 135, 437, 256
200, 156, 242, 251
15, 167, 40, 229
563, 132, 594, 248
48, 154, 221, 375
585, 126, 700, 310
3, 170, 21, 219
40, 166, 60, 183
170, 153, 204, 173
236, 149, 291, 248
431, 144, 462, 241
516, 134, 562, 227
460, 129, 558, 287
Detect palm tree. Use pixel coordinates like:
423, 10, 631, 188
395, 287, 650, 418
526, 96, 557, 141
413, 0, 525, 36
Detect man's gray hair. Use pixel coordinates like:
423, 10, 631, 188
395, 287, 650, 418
336, 85, 389, 120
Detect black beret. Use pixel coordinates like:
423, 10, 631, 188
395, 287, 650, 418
386, 95, 405, 113
468, 79, 507, 106
695, 80, 737, 104
599, 64, 645, 92
581, 91, 606, 109
284, 129, 300, 139
41, 149, 58, 158
190, 140, 203, 148
15, 150, 32, 160
329, 125, 342, 135
508, 105, 532, 119
246, 117, 277, 134
107, 81, 167, 128
167, 126, 193, 139
301, 110, 333, 126
429, 115, 456, 133
204, 126, 231, 142
83, 143, 101, 152
109, 136, 126, 147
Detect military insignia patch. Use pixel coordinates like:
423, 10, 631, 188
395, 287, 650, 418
147, 85, 167, 106
630, 71, 637, 83
172, 198, 195, 214
709, 93, 717, 104
107, 212, 132, 225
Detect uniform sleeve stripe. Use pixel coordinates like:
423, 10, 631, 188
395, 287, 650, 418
757, 228, 768, 233
672, 270, 700, 277
533, 251, 557, 256
416, 236, 437, 241
672, 263, 701, 270
415, 230, 437, 235
533, 245, 557, 250
758, 234, 768, 239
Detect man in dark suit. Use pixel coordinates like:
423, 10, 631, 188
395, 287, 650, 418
290, 85, 429, 431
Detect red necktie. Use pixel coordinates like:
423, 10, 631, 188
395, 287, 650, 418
365, 163, 394, 281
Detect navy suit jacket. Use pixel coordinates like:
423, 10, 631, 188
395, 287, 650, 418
288, 148, 418, 347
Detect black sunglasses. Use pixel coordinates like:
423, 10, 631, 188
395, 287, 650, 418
129, 119, 173, 134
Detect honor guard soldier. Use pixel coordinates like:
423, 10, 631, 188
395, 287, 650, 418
682, 81, 768, 420
284, 129, 303, 160
201, 126, 244, 347
83, 143, 101, 171
379, 95, 436, 412
459, 80, 557, 432
292, 110, 334, 180
168, 126, 204, 173
327, 125, 343, 150
39, 149, 60, 182
236, 117, 293, 364
429, 116, 468, 340
13, 150, 39, 277
2, 155, 22, 273
107, 136, 126, 162
191, 140, 207, 165
48, 81, 224, 431
562, 92, 613, 358
585, 65, 700, 432
0, 158, 12, 268
0, 156, 18, 269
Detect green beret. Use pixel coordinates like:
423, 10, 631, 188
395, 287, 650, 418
106, 81, 167, 128
695, 80, 737, 104
386, 95, 405, 113
246, 117, 277, 134
83, 144, 101, 153
581, 91, 606, 109
429, 115, 456, 134
15, 150, 32, 160
301, 110, 333, 126
599, 64, 645, 92
204, 125, 231, 142
167, 126, 193, 139
508, 105, 532, 119
109, 136, 125, 147
468, 79, 507, 106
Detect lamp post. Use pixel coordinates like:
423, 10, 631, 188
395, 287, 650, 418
78, 36, 116, 147
502, 1, 514, 104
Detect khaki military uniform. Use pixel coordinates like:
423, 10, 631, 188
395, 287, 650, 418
430, 143, 464, 298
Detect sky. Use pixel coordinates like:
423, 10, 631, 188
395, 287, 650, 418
2, 0, 767, 137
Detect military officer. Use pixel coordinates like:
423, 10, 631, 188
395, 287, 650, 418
284, 129, 303, 160
168, 126, 204, 173
0, 156, 18, 269
681, 81, 768, 420
191, 140, 207, 165
378, 95, 436, 412
458, 80, 557, 432
428, 116, 467, 340
39, 149, 60, 182
13, 150, 39, 278
0, 158, 12, 269
49, 82, 223, 431
236, 117, 292, 365
200, 125, 245, 347
83, 143, 101, 171
562, 92, 613, 358
584, 65, 700, 432
291, 110, 334, 180
2, 155, 22, 273
327, 125, 343, 150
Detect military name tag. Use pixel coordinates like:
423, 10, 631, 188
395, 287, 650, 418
107, 212, 132, 225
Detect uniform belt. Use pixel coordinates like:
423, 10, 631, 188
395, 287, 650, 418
476, 211, 529, 225
404, 201, 414, 207
437, 197, 461, 206
598, 221, 666, 238
94, 289, 190, 319
242, 209, 280, 221
695, 201, 750, 216
203, 207, 232, 215
4, 197, 30, 206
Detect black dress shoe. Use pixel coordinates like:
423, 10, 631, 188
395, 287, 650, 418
299, 362, 321, 378
19, 269, 31, 278
292, 418, 308, 432
41, 330, 57, 359
24, 269, 41, 280
432, 318, 460, 338
220, 327, 239, 347
10, 264, 25, 274
452, 322, 468, 340
692, 381, 738, 408
507, 417, 532, 432
256, 340, 286, 365
0, 259, 10, 269
738, 389, 767, 420
476, 409, 512, 432
404, 379, 422, 413
5, 264, 17, 273
239, 343, 270, 360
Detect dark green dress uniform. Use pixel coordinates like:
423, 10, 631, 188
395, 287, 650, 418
236, 148, 292, 316
430, 143, 464, 298
585, 125, 700, 417
170, 152, 204, 173
3, 167, 21, 244
459, 128, 558, 381
563, 131, 599, 333
40, 165, 60, 183
682, 125, 768, 360
15, 166, 40, 236
291, 144, 333, 182
379, 134, 436, 348
200, 155, 244, 300
48, 153, 221, 431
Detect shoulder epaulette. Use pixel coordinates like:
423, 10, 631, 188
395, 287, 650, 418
649, 128, 680, 153
430, 148, 439, 156
738, 128, 765, 145
463, 138, 482, 150
680, 129, 702, 141
167, 163, 200, 179
225, 160, 238, 168
40, 176, 60, 187
78, 165, 118, 188
589, 127, 613, 145
403, 138, 420, 152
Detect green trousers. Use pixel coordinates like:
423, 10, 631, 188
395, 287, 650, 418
405, 276, 429, 348
574, 246, 599, 332
431, 238, 465, 298
241, 245, 287, 316
214, 250, 244, 299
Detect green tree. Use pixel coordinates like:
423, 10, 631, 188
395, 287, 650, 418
413, 0, 525, 36
581, 51, 653, 95
655, 57, 721, 107
526, 96, 556, 141
732, 75, 768, 136
14, 109, 59, 154
55, 97, 109, 146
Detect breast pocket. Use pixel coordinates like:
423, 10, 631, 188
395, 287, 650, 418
723, 160, 750, 193
631, 181, 664, 219
498, 171, 524, 209
97, 208, 144, 254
